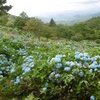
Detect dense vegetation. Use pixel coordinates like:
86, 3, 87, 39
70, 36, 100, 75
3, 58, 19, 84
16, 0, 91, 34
0, 33, 100, 100
0, 12, 100, 42
0, 3, 100, 99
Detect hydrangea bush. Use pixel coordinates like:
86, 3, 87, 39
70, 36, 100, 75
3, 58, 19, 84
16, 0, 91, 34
40, 52, 100, 100
0, 37, 100, 100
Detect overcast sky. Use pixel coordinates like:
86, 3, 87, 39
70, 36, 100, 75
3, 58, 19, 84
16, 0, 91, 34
7, 0, 100, 17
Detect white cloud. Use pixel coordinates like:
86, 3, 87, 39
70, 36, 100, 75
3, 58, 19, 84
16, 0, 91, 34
7, 0, 100, 17
77, 0, 100, 4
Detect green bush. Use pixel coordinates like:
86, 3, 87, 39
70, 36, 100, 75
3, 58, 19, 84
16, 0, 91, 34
71, 34, 84, 41
0, 36, 100, 100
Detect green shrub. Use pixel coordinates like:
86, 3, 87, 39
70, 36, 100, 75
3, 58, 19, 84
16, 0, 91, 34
0, 36, 100, 100
71, 34, 84, 41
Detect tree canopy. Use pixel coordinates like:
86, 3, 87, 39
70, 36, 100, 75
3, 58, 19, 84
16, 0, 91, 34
0, 0, 12, 15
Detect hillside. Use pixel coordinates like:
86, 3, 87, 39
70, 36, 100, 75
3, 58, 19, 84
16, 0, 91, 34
0, 12, 100, 100
0, 13, 100, 43
6, 11, 100, 25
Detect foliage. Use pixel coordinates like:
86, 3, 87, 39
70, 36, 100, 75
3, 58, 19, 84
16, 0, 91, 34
0, 15, 8, 25
0, 13, 100, 100
41, 25, 53, 40
4, 13, 100, 42
0, 0, 12, 15
13, 12, 28, 30
23, 18, 44, 40
0, 34, 100, 100
19, 11, 28, 19
13, 17, 27, 30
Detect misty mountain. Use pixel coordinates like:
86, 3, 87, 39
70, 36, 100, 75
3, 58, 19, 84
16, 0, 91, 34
40, 10, 100, 25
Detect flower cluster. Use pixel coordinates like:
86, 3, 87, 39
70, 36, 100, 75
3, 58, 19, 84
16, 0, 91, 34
49, 71, 61, 81
0, 54, 15, 77
21, 56, 34, 74
0, 45, 34, 85
18, 48, 27, 56
47, 52, 100, 99
75, 52, 100, 70
49, 52, 100, 80
50, 54, 63, 63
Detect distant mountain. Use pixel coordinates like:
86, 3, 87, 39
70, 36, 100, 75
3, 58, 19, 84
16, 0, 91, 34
40, 10, 100, 25
7, 9, 100, 25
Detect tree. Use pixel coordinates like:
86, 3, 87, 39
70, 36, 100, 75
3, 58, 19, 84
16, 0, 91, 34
49, 18, 56, 26
23, 18, 44, 40
0, 0, 12, 15
14, 17, 26, 30
14, 12, 28, 30
19, 11, 28, 19
42, 25, 53, 41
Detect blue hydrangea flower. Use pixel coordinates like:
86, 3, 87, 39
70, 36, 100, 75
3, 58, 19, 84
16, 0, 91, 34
97, 64, 100, 68
91, 57, 97, 62
90, 95, 95, 100
65, 61, 75, 67
83, 56, 89, 62
55, 54, 63, 58
18, 48, 27, 56
75, 51, 80, 55
50, 71, 56, 76
49, 71, 56, 80
84, 62, 89, 67
79, 71, 84, 77
55, 73, 60, 78
64, 67, 71, 72
89, 69, 93, 73
92, 61, 98, 65
89, 63, 97, 69
65, 61, 71, 65
29, 62, 34, 68
14, 76, 20, 84
50, 57, 61, 63
10, 67, 15, 73
54, 57, 61, 63
75, 54, 80, 60
56, 63, 62, 68
94, 68, 98, 71
25, 67, 31, 72
70, 62, 75, 67
42, 87, 47, 92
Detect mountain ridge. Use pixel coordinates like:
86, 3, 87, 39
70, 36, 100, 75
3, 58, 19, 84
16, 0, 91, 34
40, 10, 100, 25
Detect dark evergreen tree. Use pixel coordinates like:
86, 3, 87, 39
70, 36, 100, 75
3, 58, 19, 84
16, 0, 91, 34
0, 0, 12, 15
49, 18, 56, 26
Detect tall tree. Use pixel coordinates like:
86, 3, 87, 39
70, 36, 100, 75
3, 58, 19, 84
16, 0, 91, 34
20, 11, 28, 19
0, 0, 12, 15
49, 18, 56, 26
